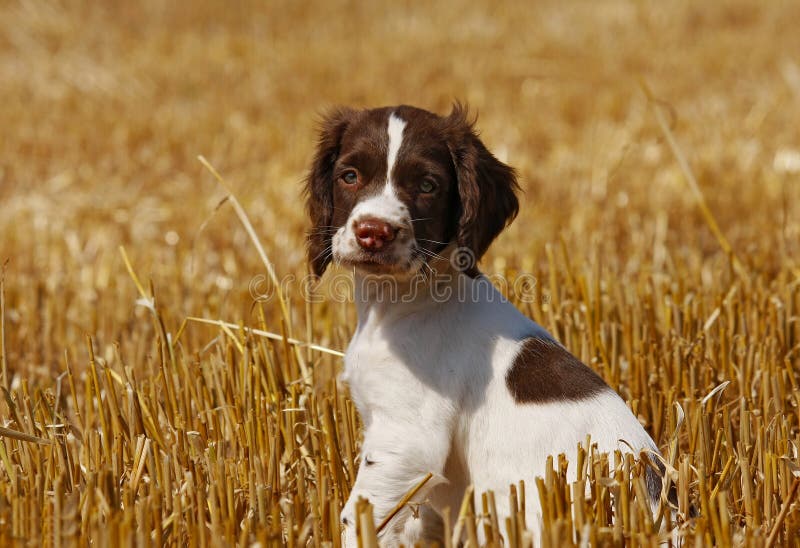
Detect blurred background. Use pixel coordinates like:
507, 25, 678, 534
1, 1, 799, 544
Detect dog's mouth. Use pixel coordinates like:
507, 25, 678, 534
334, 248, 423, 276
337, 254, 416, 275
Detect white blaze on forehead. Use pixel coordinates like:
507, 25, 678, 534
337, 111, 410, 240
385, 113, 406, 188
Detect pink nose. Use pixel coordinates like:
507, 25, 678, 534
354, 218, 397, 251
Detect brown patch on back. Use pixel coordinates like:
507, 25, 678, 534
505, 337, 608, 403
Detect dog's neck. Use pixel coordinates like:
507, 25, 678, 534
352, 250, 464, 324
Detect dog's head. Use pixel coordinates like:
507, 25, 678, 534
305, 104, 519, 278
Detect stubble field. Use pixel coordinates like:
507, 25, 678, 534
0, 0, 799, 546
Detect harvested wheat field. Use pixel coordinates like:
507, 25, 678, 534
1, 0, 799, 546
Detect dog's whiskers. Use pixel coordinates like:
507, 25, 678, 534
415, 247, 448, 262
417, 238, 450, 246
308, 228, 340, 235
310, 244, 333, 265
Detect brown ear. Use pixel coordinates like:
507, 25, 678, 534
445, 104, 519, 276
304, 107, 356, 277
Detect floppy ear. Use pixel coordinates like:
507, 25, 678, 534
445, 104, 520, 276
305, 108, 356, 277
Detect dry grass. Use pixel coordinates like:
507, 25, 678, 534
1, 0, 799, 545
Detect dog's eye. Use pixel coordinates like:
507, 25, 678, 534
419, 179, 437, 193
341, 170, 359, 185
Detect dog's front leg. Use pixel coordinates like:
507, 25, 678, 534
341, 419, 451, 547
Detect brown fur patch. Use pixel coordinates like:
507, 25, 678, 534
442, 104, 519, 276
505, 337, 608, 403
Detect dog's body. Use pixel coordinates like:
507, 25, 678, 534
305, 105, 662, 545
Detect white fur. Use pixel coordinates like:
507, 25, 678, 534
339, 264, 658, 546
386, 114, 406, 184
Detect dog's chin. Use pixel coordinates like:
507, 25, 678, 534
335, 252, 422, 279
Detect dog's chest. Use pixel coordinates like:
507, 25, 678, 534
341, 320, 451, 427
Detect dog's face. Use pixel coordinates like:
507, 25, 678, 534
305, 104, 519, 278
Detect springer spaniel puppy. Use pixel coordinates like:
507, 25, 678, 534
305, 104, 663, 546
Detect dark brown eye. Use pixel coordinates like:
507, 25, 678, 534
341, 170, 358, 185
419, 179, 437, 193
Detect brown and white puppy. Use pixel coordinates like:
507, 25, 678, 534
306, 104, 664, 546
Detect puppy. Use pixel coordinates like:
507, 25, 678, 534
305, 104, 663, 545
